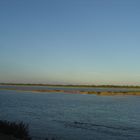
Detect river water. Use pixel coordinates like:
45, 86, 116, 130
0, 86, 140, 140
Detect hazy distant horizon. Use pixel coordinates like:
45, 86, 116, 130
1, 0, 140, 85
1, 82, 140, 87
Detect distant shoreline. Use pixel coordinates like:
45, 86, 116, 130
1, 87, 140, 96
1, 83, 140, 88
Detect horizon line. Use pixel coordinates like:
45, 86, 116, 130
0, 83, 140, 87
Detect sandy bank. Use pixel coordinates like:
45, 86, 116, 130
1, 88, 140, 95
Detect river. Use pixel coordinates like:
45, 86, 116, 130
0, 86, 140, 140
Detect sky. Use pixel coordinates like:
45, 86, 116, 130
0, 0, 140, 85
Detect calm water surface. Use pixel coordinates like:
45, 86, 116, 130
0, 87, 140, 140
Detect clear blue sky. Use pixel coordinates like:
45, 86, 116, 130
0, 0, 140, 85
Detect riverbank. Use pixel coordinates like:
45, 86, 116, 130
0, 88, 140, 95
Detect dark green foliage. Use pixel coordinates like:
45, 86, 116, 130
0, 120, 31, 140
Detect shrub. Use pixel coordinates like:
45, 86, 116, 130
0, 120, 31, 140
